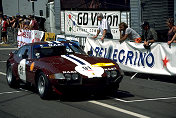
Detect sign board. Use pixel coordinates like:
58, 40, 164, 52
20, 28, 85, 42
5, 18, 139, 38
17, 29, 44, 48
85, 37, 176, 76
44, 32, 55, 41
65, 11, 129, 39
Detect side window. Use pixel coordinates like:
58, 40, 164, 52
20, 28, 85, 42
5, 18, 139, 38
17, 46, 31, 59
26, 46, 31, 59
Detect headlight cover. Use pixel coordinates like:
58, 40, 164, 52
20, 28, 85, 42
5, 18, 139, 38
111, 71, 118, 78
72, 74, 79, 80
65, 74, 72, 81
49, 73, 65, 79
106, 71, 111, 78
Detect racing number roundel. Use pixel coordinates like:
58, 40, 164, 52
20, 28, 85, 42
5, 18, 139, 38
75, 65, 104, 78
18, 59, 26, 83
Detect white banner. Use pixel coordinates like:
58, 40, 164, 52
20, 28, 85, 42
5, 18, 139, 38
17, 29, 44, 48
65, 11, 129, 39
85, 37, 176, 76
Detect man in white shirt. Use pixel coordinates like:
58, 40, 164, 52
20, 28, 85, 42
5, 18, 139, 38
93, 13, 113, 41
119, 22, 141, 43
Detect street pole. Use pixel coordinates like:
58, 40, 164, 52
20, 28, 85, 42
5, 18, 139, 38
32, 1, 35, 15
54, 0, 61, 34
174, 0, 176, 25
18, 0, 20, 14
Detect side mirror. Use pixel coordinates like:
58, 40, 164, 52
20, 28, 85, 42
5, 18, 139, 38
22, 54, 28, 59
87, 51, 93, 56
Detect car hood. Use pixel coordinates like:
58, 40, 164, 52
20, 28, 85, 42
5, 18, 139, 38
39, 54, 115, 65
37, 54, 118, 78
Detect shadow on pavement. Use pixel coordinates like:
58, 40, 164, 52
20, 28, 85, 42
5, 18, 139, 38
125, 72, 176, 84
46, 89, 134, 102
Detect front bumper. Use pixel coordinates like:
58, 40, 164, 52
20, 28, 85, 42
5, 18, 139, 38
50, 75, 123, 90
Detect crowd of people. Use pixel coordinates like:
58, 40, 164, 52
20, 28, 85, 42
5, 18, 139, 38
93, 13, 176, 47
0, 13, 176, 46
0, 14, 45, 44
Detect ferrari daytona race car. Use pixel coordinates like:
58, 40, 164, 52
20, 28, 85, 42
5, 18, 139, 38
6, 41, 123, 99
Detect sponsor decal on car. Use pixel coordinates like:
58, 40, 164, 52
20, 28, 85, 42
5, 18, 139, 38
62, 71, 77, 74
61, 55, 104, 78
91, 63, 115, 67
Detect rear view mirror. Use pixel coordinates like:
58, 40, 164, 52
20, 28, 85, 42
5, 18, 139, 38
87, 51, 93, 56
22, 49, 29, 59
22, 54, 28, 59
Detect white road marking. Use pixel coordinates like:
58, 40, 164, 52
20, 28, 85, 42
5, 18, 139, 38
0, 61, 6, 63
0, 72, 6, 76
0, 91, 22, 95
114, 97, 176, 103
0, 48, 18, 50
0, 89, 28, 95
89, 101, 150, 118
130, 72, 138, 79
19, 88, 28, 92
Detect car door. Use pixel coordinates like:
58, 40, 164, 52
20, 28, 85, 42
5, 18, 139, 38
16, 46, 31, 83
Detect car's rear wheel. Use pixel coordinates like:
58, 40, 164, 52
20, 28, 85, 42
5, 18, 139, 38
37, 72, 51, 99
6, 65, 19, 88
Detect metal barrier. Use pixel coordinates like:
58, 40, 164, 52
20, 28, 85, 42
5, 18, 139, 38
6, 28, 87, 48
7, 27, 18, 46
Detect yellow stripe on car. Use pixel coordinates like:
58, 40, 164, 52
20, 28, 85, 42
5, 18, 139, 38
91, 63, 115, 67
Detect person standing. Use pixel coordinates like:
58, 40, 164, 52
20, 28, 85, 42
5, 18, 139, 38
167, 18, 176, 45
119, 22, 141, 43
29, 15, 39, 30
1, 17, 8, 44
93, 13, 113, 41
141, 21, 157, 48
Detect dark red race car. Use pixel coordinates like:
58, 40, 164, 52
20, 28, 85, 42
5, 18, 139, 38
6, 41, 123, 99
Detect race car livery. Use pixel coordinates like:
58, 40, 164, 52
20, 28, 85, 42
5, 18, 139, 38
6, 41, 123, 99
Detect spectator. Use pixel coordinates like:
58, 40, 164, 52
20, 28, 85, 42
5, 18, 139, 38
141, 21, 157, 48
1, 17, 8, 44
38, 17, 46, 31
23, 18, 30, 30
93, 13, 113, 41
19, 18, 23, 29
4, 15, 10, 27
12, 14, 20, 29
29, 15, 39, 30
167, 18, 176, 45
119, 22, 141, 43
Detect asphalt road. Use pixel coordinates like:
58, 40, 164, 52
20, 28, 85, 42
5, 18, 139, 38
0, 47, 176, 118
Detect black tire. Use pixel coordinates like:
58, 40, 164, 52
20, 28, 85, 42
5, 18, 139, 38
6, 65, 19, 88
37, 72, 52, 99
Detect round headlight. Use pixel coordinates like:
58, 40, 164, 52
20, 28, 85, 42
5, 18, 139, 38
106, 71, 111, 78
72, 74, 79, 80
65, 74, 71, 81
111, 71, 117, 78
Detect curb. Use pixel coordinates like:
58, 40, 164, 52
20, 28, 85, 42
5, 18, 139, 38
0, 44, 11, 47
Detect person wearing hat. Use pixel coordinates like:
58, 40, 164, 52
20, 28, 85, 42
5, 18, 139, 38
119, 22, 141, 43
141, 21, 157, 48
93, 13, 113, 41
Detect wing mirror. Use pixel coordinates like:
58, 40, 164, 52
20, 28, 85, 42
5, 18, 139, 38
87, 51, 93, 56
22, 54, 28, 59
22, 49, 29, 59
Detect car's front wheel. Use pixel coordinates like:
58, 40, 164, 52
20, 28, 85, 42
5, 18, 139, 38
6, 65, 19, 88
37, 72, 51, 99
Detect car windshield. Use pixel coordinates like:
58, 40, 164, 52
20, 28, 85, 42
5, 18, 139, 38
33, 43, 86, 58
